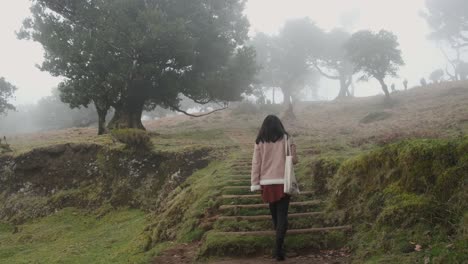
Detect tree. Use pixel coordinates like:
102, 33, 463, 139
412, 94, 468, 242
251, 18, 320, 109
274, 18, 321, 107
20, 0, 256, 132
310, 29, 354, 99
345, 30, 404, 98
424, 0, 468, 48
429, 69, 445, 83
34, 88, 99, 130
0, 77, 17, 115
424, 0, 468, 81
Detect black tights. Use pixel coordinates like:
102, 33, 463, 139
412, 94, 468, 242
268, 195, 290, 257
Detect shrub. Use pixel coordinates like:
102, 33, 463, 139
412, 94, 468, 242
0, 143, 12, 154
111, 129, 153, 151
360, 111, 392, 124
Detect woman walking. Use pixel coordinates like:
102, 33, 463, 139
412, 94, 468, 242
250, 115, 298, 261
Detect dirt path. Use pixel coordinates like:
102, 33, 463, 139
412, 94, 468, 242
152, 243, 200, 264
210, 249, 351, 264
152, 243, 351, 263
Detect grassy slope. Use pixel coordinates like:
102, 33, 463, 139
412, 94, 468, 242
0, 208, 155, 263
330, 138, 468, 263
0, 127, 237, 263
1, 81, 467, 263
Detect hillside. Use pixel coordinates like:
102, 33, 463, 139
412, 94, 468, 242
0, 81, 467, 263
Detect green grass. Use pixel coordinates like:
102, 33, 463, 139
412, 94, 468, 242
151, 129, 236, 153
329, 138, 468, 263
0, 207, 159, 264
149, 158, 231, 244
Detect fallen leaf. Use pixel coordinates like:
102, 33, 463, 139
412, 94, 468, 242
415, 244, 422, 252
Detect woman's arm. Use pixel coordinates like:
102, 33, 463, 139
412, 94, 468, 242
250, 144, 262, 192
290, 137, 298, 164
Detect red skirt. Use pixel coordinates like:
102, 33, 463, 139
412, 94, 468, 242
261, 184, 286, 203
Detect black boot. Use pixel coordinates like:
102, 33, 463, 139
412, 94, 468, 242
275, 245, 285, 261
275, 252, 286, 261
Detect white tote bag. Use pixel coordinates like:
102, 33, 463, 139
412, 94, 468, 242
284, 136, 300, 195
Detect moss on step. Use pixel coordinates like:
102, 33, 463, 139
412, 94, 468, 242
214, 214, 328, 232
220, 192, 317, 205
220, 202, 324, 216
199, 230, 348, 258
148, 160, 225, 244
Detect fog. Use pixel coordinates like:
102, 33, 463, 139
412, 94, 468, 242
0, 0, 465, 134
0, 0, 446, 104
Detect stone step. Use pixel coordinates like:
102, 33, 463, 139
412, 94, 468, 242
230, 170, 250, 174
200, 229, 350, 257
223, 186, 250, 190
226, 175, 250, 179
221, 193, 316, 205
217, 225, 352, 236
217, 212, 324, 221
225, 179, 250, 184
214, 214, 331, 232
221, 191, 313, 199
219, 200, 321, 210
230, 164, 250, 168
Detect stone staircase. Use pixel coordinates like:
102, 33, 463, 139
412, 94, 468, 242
199, 152, 352, 257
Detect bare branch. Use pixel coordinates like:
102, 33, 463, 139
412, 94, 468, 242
445, 64, 456, 81
439, 45, 458, 74
170, 105, 228, 117
309, 60, 340, 80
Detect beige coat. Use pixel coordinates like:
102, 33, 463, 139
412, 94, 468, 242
250, 136, 298, 191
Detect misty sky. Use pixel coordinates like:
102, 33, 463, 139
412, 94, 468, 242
0, 0, 446, 104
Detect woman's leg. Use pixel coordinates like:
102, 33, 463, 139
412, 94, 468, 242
269, 202, 278, 229
275, 196, 290, 258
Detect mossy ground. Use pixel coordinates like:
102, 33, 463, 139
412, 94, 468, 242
0, 208, 161, 264
329, 138, 468, 263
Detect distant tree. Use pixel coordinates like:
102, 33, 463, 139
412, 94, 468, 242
345, 30, 404, 99
424, 0, 468, 48
403, 79, 408, 90
310, 29, 354, 99
275, 19, 321, 107
34, 89, 99, 130
420, 78, 428, 87
0, 77, 17, 115
429, 69, 445, 83
20, 0, 256, 133
250, 33, 276, 102
252, 18, 320, 110
424, 0, 468, 81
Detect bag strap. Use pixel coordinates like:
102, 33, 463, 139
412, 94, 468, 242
284, 135, 291, 156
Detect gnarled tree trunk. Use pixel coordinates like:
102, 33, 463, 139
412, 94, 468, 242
107, 98, 145, 130
281, 87, 296, 120
335, 75, 353, 99
282, 88, 291, 107
377, 78, 390, 98
96, 106, 108, 135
